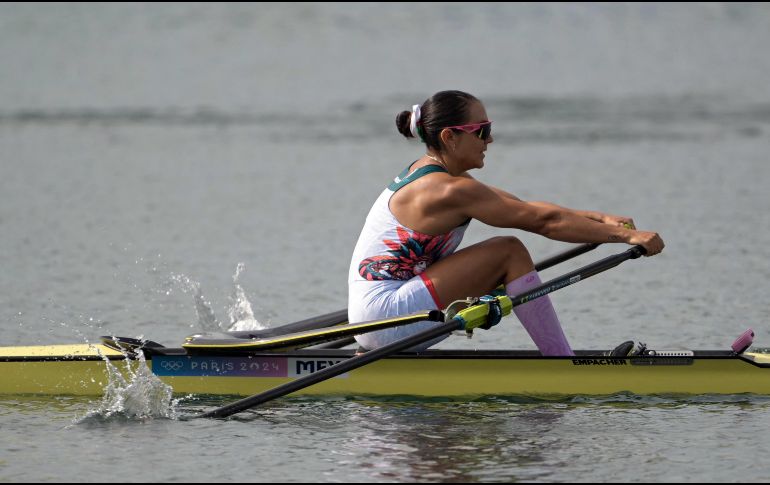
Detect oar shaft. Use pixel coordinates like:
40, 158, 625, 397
509, 245, 644, 306
534, 243, 599, 272
197, 316, 453, 419
302, 243, 599, 348
230, 243, 600, 342
227, 309, 350, 339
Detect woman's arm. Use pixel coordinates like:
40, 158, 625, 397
481, 181, 635, 229
527, 201, 636, 229
442, 177, 663, 255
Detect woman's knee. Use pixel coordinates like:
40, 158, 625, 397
487, 236, 529, 255
486, 236, 534, 270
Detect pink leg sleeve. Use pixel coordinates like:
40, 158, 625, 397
506, 271, 574, 356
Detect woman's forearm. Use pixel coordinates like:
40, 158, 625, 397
539, 208, 632, 244
528, 201, 604, 223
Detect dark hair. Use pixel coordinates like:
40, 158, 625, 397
395, 90, 479, 151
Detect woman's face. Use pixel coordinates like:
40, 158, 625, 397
444, 100, 494, 171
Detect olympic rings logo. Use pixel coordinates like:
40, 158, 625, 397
160, 360, 184, 371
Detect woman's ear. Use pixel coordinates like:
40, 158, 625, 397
439, 128, 455, 150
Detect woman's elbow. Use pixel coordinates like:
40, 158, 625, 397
531, 209, 563, 237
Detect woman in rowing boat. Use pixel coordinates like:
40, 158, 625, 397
348, 90, 664, 355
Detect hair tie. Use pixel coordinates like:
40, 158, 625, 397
409, 104, 421, 138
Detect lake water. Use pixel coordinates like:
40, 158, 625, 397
2, 3, 770, 482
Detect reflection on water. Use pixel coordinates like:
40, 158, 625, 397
3, 393, 770, 481
168, 393, 770, 482
342, 401, 563, 482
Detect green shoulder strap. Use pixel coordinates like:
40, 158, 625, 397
387, 163, 448, 192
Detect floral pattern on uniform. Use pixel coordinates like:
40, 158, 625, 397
358, 227, 458, 281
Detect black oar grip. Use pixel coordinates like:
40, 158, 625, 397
629, 245, 647, 258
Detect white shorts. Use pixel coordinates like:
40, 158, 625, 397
348, 274, 448, 352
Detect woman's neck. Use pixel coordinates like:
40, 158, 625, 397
425, 151, 461, 175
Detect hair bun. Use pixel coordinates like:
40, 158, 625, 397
395, 110, 414, 138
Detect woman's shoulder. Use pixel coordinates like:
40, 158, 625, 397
403, 172, 489, 215
441, 172, 489, 198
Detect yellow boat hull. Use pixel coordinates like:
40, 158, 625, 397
3, 343, 770, 397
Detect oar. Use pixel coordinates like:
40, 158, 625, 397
223, 243, 600, 343
195, 244, 644, 419
309, 243, 599, 349
534, 242, 599, 272
226, 308, 349, 339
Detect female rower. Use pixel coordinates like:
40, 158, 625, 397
347, 90, 664, 355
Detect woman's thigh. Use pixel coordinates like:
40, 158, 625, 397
422, 236, 535, 305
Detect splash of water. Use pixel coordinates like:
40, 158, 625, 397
78, 345, 178, 421
227, 263, 266, 332
166, 268, 266, 332
167, 273, 222, 332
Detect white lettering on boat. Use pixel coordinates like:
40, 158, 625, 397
191, 360, 236, 372
154, 356, 287, 377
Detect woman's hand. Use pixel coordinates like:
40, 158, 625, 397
627, 231, 665, 256
599, 213, 636, 230
599, 213, 664, 256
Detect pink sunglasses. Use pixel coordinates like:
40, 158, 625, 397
445, 121, 492, 140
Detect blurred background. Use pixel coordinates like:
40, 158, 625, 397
2, 2, 770, 349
